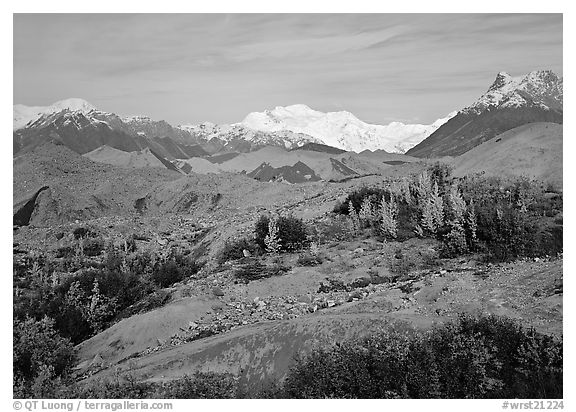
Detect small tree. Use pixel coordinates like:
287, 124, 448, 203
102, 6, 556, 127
420, 181, 444, 235
87, 279, 116, 334
359, 196, 376, 227
264, 215, 282, 254
379, 195, 398, 239
347, 201, 360, 235
465, 199, 478, 248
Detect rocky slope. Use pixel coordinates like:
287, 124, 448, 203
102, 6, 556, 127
407, 70, 563, 158
73, 235, 562, 392
13, 143, 182, 226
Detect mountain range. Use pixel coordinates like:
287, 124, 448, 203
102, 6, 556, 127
12, 69, 563, 185
13, 101, 455, 156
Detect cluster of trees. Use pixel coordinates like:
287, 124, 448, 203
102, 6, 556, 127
265, 314, 563, 399
336, 164, 562, 261
218, 214, 309, 264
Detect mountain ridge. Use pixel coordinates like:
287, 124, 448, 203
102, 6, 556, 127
407, 70, 563, 158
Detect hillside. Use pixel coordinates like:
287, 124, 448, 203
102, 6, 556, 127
13, 143, 181, 226
451, 122, 563, 186
83, 146, 168, 170
75, 239, 562, 391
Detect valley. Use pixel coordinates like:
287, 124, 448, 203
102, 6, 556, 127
12, 69, 563, 399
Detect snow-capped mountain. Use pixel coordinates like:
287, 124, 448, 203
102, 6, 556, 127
238, 104, 456, 153
13, 108, 207, 161
407, 70, 563, 158
13, 98, 96, 130
14, 99, 455, 157
465, 70, 563, 114
178, 122, 322, 151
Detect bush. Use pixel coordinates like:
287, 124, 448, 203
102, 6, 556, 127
72, 226, 96, 239
278, 314, 562, 399
83, 237, 105, 257
154, 372, 238, 398
234, 259, 290, 282
459, 175, 563, 261
255, 215, 308, 252
297, 253, 323, 266
335, 171, 562, 262
55, 245, 75, 259
217, 238, 260, 264
333, 187, 387, 215
13, 316, 76, 398
151, 255, 202, 288
59, 372, 238, 399
152, 261, 183, 288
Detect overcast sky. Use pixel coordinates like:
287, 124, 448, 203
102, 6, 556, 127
13, 13, 562, 125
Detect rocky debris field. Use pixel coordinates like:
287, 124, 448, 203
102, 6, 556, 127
72, 230, 562, 381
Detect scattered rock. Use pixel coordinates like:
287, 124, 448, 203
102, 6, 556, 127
347, 290, 363, 302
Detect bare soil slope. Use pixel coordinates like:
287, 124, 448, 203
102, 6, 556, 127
452, 122, 562, 186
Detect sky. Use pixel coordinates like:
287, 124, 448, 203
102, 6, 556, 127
13, 13, 563, 125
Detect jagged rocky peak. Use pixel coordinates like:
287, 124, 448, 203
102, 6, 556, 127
467, 69, 562, 114
488, 71, 514, 92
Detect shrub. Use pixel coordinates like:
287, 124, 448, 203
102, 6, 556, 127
255, 214, 308, 252
217, 238, 260, 264
154, 372, 238, 398
60, 372, 238, 399
152, 261, 182, 288
335, 172, 562, 262
458, 175, 562, 261
233, 259, 290, 282
333, 187, 386, 215
83, 237, 105, 257
55, 245, 75, 259
13, 316, 76, 398
72, 226, 96, 239
278, 314, 562, 399
297, 253, 322, 266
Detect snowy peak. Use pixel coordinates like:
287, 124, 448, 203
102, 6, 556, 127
406, 69, 563, 158
50, 98, 96, 113
13, 98, 97, 130
487, 71, 515, 92
239, 104, 454, 153
467, 70, 563, 114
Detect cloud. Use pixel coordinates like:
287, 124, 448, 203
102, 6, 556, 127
13, 14, 562, 125
225, 26, 407, 61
